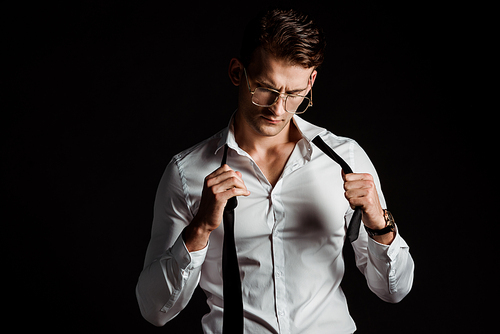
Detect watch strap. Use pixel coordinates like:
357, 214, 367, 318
364, 209, 395, 237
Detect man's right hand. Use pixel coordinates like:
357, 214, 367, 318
183, 164, 250, 252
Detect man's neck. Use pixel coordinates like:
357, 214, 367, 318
233, 114, 302, 187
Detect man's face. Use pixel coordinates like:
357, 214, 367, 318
235, 48, 317, 138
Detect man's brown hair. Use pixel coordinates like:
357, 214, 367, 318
240, 7, 326, 69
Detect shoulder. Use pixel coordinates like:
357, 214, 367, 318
311, 127, 371, 174
170, 129, 225, 167
294, 115, 367, 167
318, 130, 358, 150
294, 115, 359, 151
165, 128, 228, 191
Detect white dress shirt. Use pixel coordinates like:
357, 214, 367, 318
136, 114, 414, 333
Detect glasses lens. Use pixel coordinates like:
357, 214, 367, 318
252, 88, 278, 107
286, 95, 310, 114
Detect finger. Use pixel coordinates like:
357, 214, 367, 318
206, 169, 242, 189
213, 182, 251, 203
211, 174, 246, 194
343, 179, 374, 191
344, 190, 365, 210
345, 188, 380, 208
206, 164, 233, 179
343, 172, 373, 182
345, 187, 369, 200
209, 170, 251, 198
347, 197, 363, 210
222, 186, 251, 198
215, 164, 233, 175
234, 171, 251, 196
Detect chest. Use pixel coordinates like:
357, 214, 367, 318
203, 153, 349, 284
254, 156, 288, 187
251, 143, 297, 187
240, 157, 348, 236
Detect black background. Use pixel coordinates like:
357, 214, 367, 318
5, 1, 488, 333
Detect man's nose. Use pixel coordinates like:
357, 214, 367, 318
269, 95, 287, 116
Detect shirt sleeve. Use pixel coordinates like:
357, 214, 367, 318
135, 159, 208, 326
346, 141, 415, 303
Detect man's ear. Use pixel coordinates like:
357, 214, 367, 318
228, 58, 244, 86
310, 69, 318, 87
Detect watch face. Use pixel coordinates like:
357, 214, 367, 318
385, 210, 395, 227
364, 210, 396, 237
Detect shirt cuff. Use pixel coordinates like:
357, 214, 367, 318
169, 232, 209, 270
367, 224, 406, 262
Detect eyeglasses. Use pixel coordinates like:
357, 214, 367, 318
243, 68, 313, 114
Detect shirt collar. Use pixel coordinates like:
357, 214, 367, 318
215, 111, 327, 155
216, 110, 238, 155
291, 114, 327, 144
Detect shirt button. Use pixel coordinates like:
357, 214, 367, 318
278, 310, 285, 316
275, 271, 282, 278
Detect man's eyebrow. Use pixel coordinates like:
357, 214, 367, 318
256, 79, 308, 94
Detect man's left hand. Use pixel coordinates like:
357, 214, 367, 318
342, 170, 386, 230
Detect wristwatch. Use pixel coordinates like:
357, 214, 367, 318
364, 209, 395, 237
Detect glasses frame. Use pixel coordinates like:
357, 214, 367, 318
243, 68, 313, 114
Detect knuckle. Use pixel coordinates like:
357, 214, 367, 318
205, 178, 214, 188
229, 175, 240, 185
348, 197, 358, 206
225, 171, 236, 179
344, 191, 351, 200
209, 187, 218, 196
214, 192, 227, 202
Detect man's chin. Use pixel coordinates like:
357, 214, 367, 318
254, 121, 288, 137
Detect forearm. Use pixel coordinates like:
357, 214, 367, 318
183, 219, 213, 252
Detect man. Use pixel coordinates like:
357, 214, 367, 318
136, 7, 414, 333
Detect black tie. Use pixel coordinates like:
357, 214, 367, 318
312, 136, 363, 242
220, 138, 362, 333
221, 144, 244, 333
